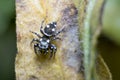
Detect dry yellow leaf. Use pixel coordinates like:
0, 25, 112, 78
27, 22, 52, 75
16, 0, 83, 80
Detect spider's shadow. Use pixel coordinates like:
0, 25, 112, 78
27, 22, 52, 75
35, 53, 55, 63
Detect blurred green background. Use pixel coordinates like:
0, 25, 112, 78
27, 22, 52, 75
100, 0, 120, 80
0, 0, 16, 80
0, 0, 120, 80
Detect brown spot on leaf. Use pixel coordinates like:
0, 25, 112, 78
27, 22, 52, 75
17, 32, 22, 42
29, 75, 38, 80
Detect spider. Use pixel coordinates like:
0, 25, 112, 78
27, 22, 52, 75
30, 20, 64, 58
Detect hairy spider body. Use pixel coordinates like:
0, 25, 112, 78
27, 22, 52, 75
30, 20, 64, 58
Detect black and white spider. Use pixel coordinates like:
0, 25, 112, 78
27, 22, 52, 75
30, 20, 64, 58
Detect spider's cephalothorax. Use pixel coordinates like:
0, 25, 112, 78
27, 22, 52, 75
30, 20, 64, 58
43, 22, 57, 36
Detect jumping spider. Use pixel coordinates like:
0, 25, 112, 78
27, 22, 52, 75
30, 20, 64, 58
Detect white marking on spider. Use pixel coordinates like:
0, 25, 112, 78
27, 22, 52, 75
46, 25, 50, 28
47, 40, 50, 43
52, 28, 55, 32
54, 24, 56, 27
40, 39, 42, 41
51, 47, 53, 49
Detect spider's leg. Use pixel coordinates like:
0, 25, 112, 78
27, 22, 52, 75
39, 49, 43, 55
34, 43, 39, 54
49, 44, 57, 59
44, 48, 49, 55
30, 31, 41, 38
51, 37, 61, 41
50, 49, 53, 59
30, 38, 39, 46
40, 19, 46, 34
54, 26, 65, 36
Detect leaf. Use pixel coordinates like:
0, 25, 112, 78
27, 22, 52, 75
78, 0, 112, 80
103, 0, 120, 45
15, 0, 112, 80
96, 55, 112, 80
15, 0, 84, 80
